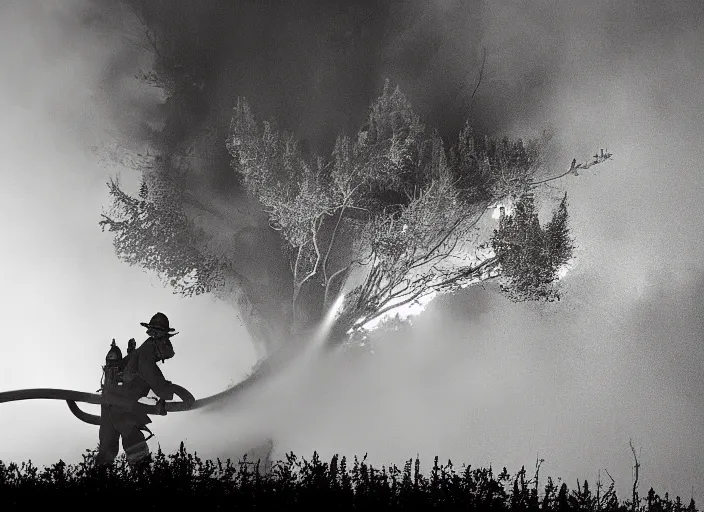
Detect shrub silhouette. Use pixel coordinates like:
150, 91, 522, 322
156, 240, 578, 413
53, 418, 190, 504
0, 445, 698, 511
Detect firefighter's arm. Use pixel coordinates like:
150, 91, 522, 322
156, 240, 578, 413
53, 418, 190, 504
138, 347, 175, 401
155, 398, 167, 416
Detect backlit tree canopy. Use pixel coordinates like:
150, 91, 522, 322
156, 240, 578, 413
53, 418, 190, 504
222, 80, 606, 345
99, 61, 612, 356
100, 172, 227, 298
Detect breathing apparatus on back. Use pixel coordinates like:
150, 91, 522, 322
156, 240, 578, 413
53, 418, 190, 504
0, 312, 199, 437
100, 339, 122, 393
99, 338, 136, 393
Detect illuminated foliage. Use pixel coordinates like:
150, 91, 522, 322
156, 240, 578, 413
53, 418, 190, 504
99, 20, 609, 349
491, 193, 574, 302
225, 81, 591, 342
99, 173, 226, 297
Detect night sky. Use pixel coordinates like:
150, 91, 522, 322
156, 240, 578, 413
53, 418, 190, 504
0, 0, 703, 502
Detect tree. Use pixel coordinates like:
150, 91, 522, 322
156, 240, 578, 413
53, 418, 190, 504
96, 6, 613, 368
225, 81, 608, 348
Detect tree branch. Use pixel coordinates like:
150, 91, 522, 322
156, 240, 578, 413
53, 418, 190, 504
408, 216, 463, 271
429, 256, 499, 292
469, 47, 487, 110
299, 218, 323, 285
322, 254, 367, 309
629, 439, 640, 512
322, 204, 347, 283
530, 151, 613, 186
357, 280, 434, 328
292, 244, 303, 285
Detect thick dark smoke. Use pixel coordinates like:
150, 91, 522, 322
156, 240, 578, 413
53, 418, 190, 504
86, 0, 704, 175
89, 0, 514, 158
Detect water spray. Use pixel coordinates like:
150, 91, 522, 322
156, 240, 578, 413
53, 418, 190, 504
315, 293, 346, 345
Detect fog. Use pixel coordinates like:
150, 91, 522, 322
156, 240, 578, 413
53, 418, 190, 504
0, 0, 703, 502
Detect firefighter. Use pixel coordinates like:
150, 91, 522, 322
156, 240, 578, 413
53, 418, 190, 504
95, 312, 178, 469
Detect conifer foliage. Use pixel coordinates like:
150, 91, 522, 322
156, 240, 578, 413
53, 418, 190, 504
491, 192, 574, 302
99, 173, 227, 298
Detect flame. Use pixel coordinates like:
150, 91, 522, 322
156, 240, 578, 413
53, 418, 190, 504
355, 291, 438, 332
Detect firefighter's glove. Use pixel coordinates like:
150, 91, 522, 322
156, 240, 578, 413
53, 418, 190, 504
155, 398, 167, 416
163, 381, 175, 401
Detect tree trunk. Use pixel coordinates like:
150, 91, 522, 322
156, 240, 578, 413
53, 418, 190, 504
212, 267, 287, 361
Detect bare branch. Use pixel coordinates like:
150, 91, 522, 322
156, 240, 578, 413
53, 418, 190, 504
428, 256, 499, 293
408, 217, 463, 270
357, 282, 433, 327
322, 204, 347, 283
530, 150, 613, 186
629, 439, 640, 512
469, 47, 487, 109
292, 245, 303, 284
299, 217, 323, 286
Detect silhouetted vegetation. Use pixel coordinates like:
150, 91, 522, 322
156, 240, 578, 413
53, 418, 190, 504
0, 444, 697, 511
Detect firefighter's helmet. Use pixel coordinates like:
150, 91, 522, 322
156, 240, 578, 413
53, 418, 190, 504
140, 312, 177, 334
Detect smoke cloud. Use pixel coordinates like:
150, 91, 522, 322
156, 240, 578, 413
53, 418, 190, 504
0, 0, 702, 503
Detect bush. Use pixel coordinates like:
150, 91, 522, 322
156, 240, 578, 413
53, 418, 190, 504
0, 445, 697, 511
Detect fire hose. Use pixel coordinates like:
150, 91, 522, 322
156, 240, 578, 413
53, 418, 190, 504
0, 375, 270, 425
0, 329, 309, 427
0, 347, 287, 425
0, 385, 198, 426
